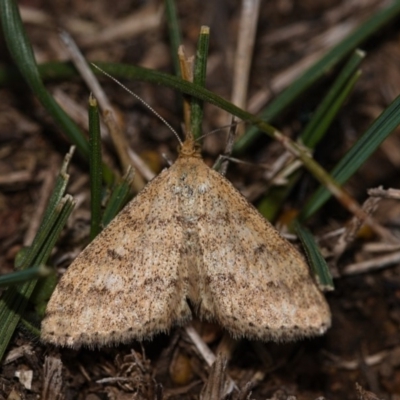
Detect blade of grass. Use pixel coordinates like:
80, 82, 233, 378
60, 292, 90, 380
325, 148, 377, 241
14, 147, 75, 271
38, 196, 75, 262
234, 0, 400, 152
31, 272, 58, 318
258, 50, 364, 221
165, 0, 182, 77
0, 266, 52, 288
301, 50, 365, 147
102, 168, 135, 227
88, 95, 103, 240
0, 0, 114, 185
191, 26, 210, 140
91, 62, 399, 232
2, 54, 396, 228
0, 149, 75, 360
0, 195, 74, 360
3, 55, 394, 231
293, 220, 334, 291
0, 0, 88, 158
299, 93, 400, 221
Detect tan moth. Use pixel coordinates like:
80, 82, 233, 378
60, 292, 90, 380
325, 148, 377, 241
41, 131, 331, 348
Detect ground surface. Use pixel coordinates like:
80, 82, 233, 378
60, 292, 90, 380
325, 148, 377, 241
1, 0, 400, 399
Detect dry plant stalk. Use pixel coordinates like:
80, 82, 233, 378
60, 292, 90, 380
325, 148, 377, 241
41, 129, 331, 348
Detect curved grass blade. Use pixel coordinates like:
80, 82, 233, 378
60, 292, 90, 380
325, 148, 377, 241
0, 51, 388, 226
66, 62, 388, 226
299, 93, 400, 221
258, 50, 364, 221
301, 50, 365, 147
234, 1, 400, 152
293, 220, 334, 291
0, 0, 89, 158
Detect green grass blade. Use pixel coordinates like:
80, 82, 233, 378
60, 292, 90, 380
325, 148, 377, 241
0, 195, 74, 360
293, 220, 334, 291
0, 148, 75, 361
102, 168, 135, 227
41, 147, 75, 224
257, 52, 364, 221
165, 0, 182, 77
3, 59, 377, 221
88, 96, 103, 240
0, 266, 52, 288
234, 1, 400, 152
0, 284, 36, 359
300, 93, 400, 221
191, 26, 210, 140
301, 50, 365, 147
0, 0, 89, 158
14, 148, 74, 271
38, 196, 75, 263
31, 272, 58, 318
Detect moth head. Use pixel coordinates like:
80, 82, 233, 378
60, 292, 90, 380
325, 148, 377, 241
179, 136, 202, 158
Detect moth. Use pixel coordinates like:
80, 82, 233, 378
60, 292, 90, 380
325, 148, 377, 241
41, 136, 331, 348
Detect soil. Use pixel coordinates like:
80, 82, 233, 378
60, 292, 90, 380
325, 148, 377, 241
1, 0, 400, 399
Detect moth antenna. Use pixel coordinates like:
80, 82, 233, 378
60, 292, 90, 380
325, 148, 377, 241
195, 120, 244, 143
91, 63, 183, 146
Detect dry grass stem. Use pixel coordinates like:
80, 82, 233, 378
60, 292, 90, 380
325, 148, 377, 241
248, 20, 357, 113
368, 186, 400, 200
79, 4, 163, 48
324, 350, 387, 370
41, 355, 64, 400
0, 170, 32, 185
23, 156, 59, 246
178, 45, 194, 135
342, 250, 400, 275
231, 0, 260, 113
60, 31, 152, 189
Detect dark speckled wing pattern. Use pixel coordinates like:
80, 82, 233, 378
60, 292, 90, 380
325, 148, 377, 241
41, 139, 330, 348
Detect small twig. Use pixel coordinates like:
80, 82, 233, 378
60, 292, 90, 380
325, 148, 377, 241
127, 148, 156, 182
231, 0, 260, 137
42, 355, 64, 400
184, 325, 238, 393
3, 345, 34, 365
248, 20, 357, 113
178, 45, 194, 136
0, 170, 32, 185
363, 242, 400, 253
200, 353, 235, 399
218, 120, 238, 176
318, 227, 346, 242
323, 349, 387, 370
79, 4, 163, 47
342, 250, 400, 275
332, 196, 381, 259
96, 377, 132, 384
368, 186, 400, 200
59, 31, 130, 167
264, 154, 303, 188
184, 325, 216, 367
23, 157, 59, 246
59, 30, 149, 190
